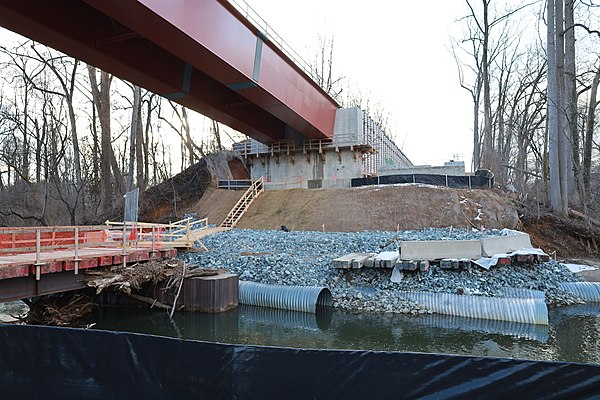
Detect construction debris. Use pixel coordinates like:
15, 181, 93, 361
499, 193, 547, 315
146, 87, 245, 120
86, 259, 179, 295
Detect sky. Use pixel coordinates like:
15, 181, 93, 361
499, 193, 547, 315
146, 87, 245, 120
244, 0, 475, 169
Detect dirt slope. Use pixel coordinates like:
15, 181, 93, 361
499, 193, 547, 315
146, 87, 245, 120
191, 187, 245, 225
234, 185, 519, 232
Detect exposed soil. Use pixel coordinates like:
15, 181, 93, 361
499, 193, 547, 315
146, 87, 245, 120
236, 184, 519, 232
190, 186, 248, 224
519, 206, 600, 259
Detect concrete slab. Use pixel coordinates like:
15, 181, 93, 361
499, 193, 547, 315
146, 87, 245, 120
480, 233, 532, 257
399, 240, 481, 261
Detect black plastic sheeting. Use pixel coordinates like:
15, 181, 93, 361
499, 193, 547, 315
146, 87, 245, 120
0, 324, 598, 399
351, 174, 493, 189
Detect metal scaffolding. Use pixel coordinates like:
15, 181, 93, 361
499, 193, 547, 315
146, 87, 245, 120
361, 112, 412, 176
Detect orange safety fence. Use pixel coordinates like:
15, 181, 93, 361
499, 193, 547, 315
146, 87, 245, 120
0, 226, 117, 255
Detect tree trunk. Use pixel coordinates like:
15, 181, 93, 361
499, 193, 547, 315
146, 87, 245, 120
564, 0, 579, 202
556, 0, 569, 214
212, 120, 222, 152
87, 66, 117, 214
583, 67, 600, 199
136, 95, 145, 193
66, 61, 83, 190
547, 0, 562, 213
481, 0, 494, 171
126, 85, 141, 193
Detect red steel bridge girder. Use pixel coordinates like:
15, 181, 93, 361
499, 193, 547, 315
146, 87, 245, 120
0, 0, 338, 142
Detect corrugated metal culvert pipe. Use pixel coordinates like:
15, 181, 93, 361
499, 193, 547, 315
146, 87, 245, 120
398, 291, 549, 325
239, 281, 333, 313
559, 282, 600, 302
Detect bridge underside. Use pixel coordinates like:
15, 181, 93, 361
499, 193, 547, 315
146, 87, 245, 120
0, 0, 337, 143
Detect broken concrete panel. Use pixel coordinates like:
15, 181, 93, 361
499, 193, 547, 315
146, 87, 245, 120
480, 233, 532, 257
399, 240, 481, 261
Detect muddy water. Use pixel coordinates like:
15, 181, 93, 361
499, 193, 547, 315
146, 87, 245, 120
91, 303, 600, 364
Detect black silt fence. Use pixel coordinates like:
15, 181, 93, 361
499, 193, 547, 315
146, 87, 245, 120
0, 324, 597, 399
351, 173, 494, 189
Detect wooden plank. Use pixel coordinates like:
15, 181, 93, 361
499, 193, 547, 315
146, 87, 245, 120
373, 251, 400, 269
332, 253, 362, 269
351, 253, 376, 269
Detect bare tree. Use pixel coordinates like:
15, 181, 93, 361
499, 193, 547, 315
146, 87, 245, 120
87, 65, 123, 214
311, 33, 344, 101
583, 65, 600, 198
126, 85, 141, 192
459, 0, 536, 172
159, 101, 205, 170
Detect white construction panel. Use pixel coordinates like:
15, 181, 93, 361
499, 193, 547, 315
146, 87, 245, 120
480, 233, 532, 257
399, 240, 481, 261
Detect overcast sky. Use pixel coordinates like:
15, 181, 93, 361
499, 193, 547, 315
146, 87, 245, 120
245, 0, 475, 169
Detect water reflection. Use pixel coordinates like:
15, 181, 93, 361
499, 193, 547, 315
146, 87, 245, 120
91, 303, 600, 364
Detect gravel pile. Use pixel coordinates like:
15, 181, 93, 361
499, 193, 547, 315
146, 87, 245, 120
179, 228, 584, 314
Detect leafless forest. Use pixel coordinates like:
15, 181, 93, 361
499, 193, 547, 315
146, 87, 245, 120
0, 0, 599, 227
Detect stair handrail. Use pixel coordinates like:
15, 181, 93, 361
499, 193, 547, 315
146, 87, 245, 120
221, 176, 264, 227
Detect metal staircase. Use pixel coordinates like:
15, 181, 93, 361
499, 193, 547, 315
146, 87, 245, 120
220, 177, 264, 228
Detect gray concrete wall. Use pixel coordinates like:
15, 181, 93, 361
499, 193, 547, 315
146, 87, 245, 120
332, 107, 363, 148
250, 149, 361, 189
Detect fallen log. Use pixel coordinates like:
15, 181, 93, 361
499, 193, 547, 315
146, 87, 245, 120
569, 209, 600, 228
127, 293, 171, 310
87, 274, 126, 294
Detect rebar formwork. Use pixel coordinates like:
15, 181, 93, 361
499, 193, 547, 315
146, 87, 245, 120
361, 112, 412, 176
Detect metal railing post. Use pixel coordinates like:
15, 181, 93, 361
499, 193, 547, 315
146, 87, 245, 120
74, 226, 80, 275
122, 221, 127, 269
35, 229, 41, 281
151, 225, 156, 255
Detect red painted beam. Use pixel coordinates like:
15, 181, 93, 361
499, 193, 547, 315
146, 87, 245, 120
0, 0, 338, 142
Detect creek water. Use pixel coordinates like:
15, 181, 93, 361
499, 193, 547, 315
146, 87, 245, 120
91, 303, 600, 364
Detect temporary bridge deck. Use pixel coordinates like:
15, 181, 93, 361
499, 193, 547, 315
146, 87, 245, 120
0, 218, 207, 302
